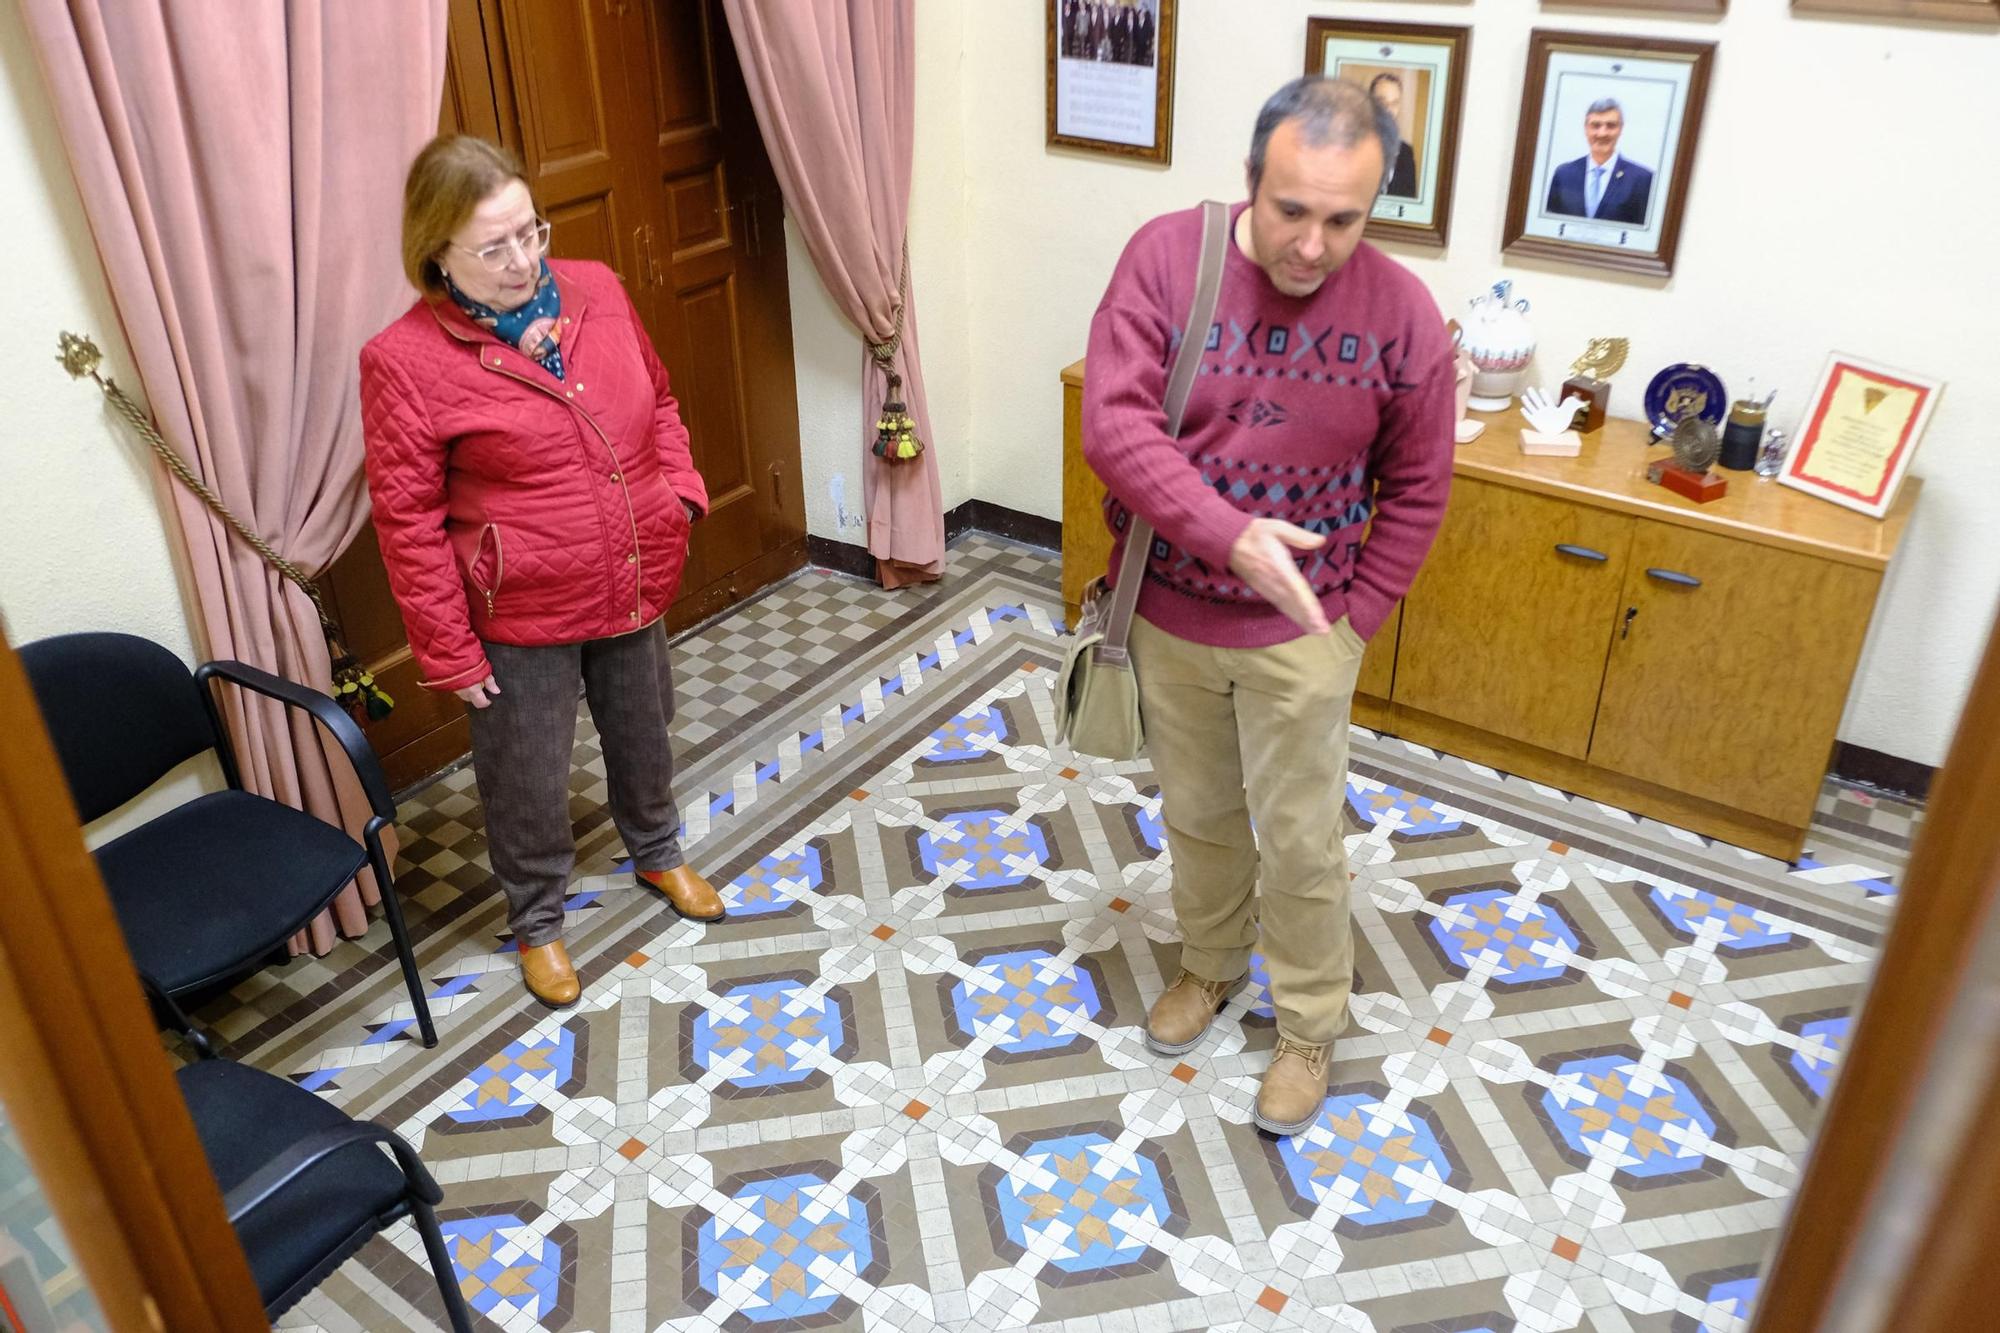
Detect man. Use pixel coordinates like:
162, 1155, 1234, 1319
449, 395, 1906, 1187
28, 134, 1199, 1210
1545, 97, 1653, 225
1135, 3, 1155, 65
1110, 3, 1130, 63
1083, 77, 1454, 1136
1368, 72, 1419, 199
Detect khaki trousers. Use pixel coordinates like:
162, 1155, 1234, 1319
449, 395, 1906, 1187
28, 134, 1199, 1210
1130, 613, 1365, 1046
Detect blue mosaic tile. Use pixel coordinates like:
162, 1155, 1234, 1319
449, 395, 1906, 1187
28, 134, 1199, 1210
923, 705, 1010, 764
442, 1213, 565, 1321
1787, 1015, 1850, 1100
1700, 1275, 1758, 1330
1646, 888, 1794, 953
723, 844, 828, 918
1429, 888, 1582, 986
444, 1026, 581, 1125
1274, 1092, 1460, 1227
1541, 1055, 1718, 1180
948, 947, 1107, 1056
694, 1171, 880, 1323
1346, 782, 1465, 836
918, 809, 1052, 890
689, 978, 849, 1090
989, 1131, 1179, 1277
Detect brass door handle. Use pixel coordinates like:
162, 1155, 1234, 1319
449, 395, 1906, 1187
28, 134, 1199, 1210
646, 223, 665, 288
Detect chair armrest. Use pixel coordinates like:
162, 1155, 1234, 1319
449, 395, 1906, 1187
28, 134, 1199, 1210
194, 659, 396, 821
222, 1120, 442, 1224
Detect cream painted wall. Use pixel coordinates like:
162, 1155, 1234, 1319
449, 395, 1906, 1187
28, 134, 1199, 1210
780, 0, 1997, 767
789, 0, 975, 544
0, 6, 201, 663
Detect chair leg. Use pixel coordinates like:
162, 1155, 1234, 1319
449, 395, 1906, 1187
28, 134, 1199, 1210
149, 983, 219, 1059
409, 1197, 474, 1333
366, 831, 438, 1048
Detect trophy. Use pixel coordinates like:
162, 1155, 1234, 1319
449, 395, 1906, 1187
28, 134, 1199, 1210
1518, 385, 1587, 456
1647, 416, 1729, 503
1446, 319, 1485, 444
1562, 337, 1628, 434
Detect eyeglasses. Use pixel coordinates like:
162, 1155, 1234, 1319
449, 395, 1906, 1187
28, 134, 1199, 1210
450, 218, 552, 271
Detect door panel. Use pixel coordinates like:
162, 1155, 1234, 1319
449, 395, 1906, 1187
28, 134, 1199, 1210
1394, 479, 1634, 759
1589, 522, 1879, 828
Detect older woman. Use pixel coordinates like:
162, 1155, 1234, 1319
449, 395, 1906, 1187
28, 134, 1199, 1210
360, 135, 725, 1010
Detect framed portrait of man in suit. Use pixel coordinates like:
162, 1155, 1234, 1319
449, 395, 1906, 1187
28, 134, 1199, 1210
1503, 31, 1715, 278
1305, 19, 1471, 251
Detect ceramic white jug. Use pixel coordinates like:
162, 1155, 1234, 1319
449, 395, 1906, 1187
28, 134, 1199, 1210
1462, 280, 1534, 410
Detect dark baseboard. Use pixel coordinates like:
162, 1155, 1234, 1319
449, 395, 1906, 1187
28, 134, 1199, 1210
804, 534, 879, 581
946, 499, 1062, 553
808, 501, 1063, 580
1830, 742, 1936, 802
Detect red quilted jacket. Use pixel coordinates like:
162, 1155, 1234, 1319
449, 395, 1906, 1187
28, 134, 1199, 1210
360, 259, 708, 692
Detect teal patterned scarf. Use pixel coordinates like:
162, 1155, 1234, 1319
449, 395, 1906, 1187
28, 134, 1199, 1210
448, 260, 565, 379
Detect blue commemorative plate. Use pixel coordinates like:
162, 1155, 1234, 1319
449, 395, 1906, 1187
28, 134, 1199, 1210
1643, 364, 1727, 434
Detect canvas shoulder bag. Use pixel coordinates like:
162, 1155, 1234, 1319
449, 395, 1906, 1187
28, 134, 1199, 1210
1054, 199, 1230, 761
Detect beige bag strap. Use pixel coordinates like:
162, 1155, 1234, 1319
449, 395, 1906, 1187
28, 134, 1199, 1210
1097, 199, 1230, 664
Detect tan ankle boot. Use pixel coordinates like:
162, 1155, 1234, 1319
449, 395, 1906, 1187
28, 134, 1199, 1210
1256, 1038, 1331, 1136
636, 864, 726, 922
519, 939, 580, 1009
1145, 969, 1247, 1056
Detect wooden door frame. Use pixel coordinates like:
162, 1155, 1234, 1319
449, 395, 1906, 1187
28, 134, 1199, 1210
0, 628, 265, 1331
1753, 606, 2000, 1330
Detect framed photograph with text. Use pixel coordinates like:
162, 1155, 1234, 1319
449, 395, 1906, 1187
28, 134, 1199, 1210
1306, 18, 1471, 250
1502, 30, 1715, 278
1046, 0, 1178, 165
1778, 353, 1942, 519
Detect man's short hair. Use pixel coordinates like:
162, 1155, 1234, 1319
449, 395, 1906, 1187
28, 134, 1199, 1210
1585, 97, 1624, 121
1248, 76, 1400, 197
1368, 72, 1403, 97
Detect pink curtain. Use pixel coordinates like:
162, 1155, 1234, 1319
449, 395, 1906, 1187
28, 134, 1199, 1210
721, 0, 946, 586
22, 2, 447, 953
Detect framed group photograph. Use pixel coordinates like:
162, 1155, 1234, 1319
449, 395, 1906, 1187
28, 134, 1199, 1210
1306, 19, 1471, 250
1778, 353, 1942, 519
1046, 0, 1178, 165
1502, 30, 1715, 278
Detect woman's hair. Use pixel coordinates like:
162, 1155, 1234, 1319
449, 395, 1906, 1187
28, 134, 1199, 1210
400, 135, 531, 296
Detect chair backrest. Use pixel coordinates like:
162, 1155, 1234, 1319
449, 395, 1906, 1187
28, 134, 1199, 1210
19, 632, 217, 823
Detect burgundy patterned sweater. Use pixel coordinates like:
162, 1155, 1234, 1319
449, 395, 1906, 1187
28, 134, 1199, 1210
1083, 202, 1455, 647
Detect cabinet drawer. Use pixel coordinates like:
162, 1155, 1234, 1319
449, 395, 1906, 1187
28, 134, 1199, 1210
1589, 521, 1880, 828
1394, 479, 1633, 758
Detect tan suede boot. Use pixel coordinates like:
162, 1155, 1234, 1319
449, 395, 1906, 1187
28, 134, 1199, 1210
1145, 970, 1248, 1056
519, 939, 580, 1009
636, 865, 727, 922
1255, 1038, 1332, 1136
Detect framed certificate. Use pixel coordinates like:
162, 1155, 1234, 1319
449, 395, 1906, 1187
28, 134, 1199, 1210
1047, 0, 1178, 165
1779, 353, 1942, 519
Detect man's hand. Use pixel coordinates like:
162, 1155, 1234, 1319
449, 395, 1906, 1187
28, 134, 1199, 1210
1228, 519, 1330, 635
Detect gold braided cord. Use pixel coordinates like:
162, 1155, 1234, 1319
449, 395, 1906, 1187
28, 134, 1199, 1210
865, 234, 911, 370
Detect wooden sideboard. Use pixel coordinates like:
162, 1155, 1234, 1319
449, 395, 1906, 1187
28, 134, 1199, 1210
1059, 356, 1917, 860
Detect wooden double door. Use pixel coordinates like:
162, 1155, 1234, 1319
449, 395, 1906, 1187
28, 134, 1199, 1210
328, 0, 806, 789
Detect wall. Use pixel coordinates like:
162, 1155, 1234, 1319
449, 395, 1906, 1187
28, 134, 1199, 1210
0, 7, 200, 663
781, 0, 1997, 768
789, 0, 975, 545
0, 11, 221, 841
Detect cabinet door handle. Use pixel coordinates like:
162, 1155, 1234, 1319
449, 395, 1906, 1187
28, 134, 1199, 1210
1554, 543, 1608, 563
1646, 567, 1703, 588
629, 225, 648, 290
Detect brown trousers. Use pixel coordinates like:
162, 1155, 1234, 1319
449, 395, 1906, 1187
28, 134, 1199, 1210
466, 622, 685, 947
1130, 613, 1366, 1045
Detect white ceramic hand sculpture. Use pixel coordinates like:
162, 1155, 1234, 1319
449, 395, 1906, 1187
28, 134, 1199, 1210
1520, 386, 1587, 437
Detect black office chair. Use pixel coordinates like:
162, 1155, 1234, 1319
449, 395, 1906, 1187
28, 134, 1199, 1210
21, 631, 437, 1049
177, 1051, 472, 1330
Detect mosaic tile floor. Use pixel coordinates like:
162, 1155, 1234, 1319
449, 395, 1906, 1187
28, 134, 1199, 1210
190, 535, 1919, 1333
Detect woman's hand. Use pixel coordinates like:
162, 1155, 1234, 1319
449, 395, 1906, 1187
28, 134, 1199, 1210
455, 675, 503, 709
